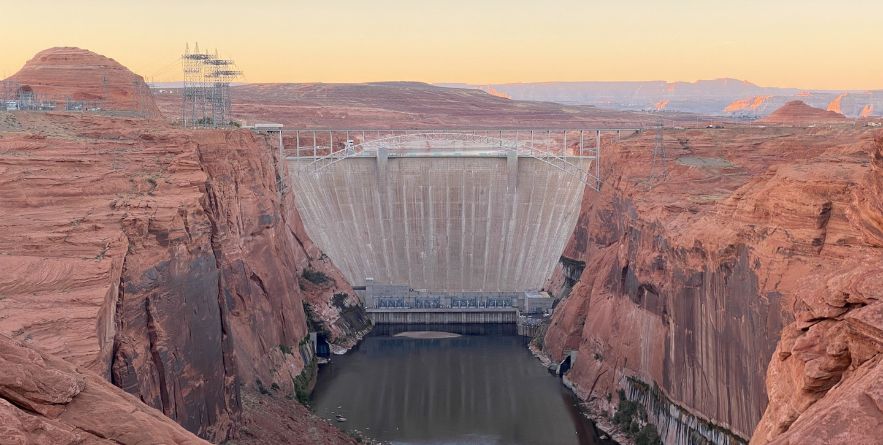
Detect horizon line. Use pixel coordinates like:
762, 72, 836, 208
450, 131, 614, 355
144, 79, 883, 93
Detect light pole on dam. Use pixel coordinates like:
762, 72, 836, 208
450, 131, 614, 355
281, 129, 640, 321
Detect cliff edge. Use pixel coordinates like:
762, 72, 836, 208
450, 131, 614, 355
542, 126, 882, 444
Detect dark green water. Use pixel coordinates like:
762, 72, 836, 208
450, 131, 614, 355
311, 324, 614, 445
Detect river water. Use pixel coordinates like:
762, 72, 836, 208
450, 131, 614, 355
311, 324, 614, 445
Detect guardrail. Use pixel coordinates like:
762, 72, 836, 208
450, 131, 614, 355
281, 128, 642, 191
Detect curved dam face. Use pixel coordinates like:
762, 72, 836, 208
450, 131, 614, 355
288, 153, 588, 292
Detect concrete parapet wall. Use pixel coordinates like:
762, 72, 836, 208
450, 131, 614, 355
289, 156, 587, 292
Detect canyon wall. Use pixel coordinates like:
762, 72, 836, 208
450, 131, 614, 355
0, 333, 207, 444
0, 112, 368, 442
752, 133, 883, 445
543, 127, 882, 444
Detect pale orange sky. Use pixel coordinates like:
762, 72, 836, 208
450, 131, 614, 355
2, 0, 881, 90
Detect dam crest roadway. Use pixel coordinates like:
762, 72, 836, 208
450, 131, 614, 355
272, 128, 641, 323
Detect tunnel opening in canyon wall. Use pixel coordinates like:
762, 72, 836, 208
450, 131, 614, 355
288, 153, 588, 293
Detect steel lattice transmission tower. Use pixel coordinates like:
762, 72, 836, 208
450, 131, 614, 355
649, 121, 666, 180
182, 43, 241, 128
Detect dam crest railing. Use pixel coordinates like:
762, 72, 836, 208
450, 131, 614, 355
280, 129, 642, 191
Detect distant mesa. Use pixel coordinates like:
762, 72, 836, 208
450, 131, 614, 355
441, 79, 883, 118
3, 47, 158, 115
759, 100, 847, 124
477, 85, 511, 99
827, 93, 848, 114
724, 95, 771, 114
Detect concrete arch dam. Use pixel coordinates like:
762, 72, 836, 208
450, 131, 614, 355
286, 130, 606, 293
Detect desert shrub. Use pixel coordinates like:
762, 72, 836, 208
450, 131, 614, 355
614, 389, 662, 444
292, 359, 317, 405
332, 292, 349, 308
255, 379, 270, 395
302, 268, 329, 285
635, 424, 662, 445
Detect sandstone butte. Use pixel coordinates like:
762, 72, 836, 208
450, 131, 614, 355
5, 47, 161, 117
759, 100, 847, 125
2, 47, 882, 445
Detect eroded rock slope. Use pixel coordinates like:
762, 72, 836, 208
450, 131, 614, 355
0, 110, 367, 442
0, 333, 207, 444
6, 47, 159, 116
543, 125, 882, 444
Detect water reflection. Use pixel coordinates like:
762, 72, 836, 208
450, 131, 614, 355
311, 324, 613, 445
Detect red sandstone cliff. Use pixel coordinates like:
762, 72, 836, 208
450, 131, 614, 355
4, 47, 160, 116
0, 110, 366, 443
724, 96, 772, 114
751, 132, 883, 445
542, 127, 882, 444
0, 333, 207, 444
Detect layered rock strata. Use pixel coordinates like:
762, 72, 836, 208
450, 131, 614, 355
5, 47, 160, 116
0, 111, 368, 442
0, 333, 208, 444
542, 127, 882, 444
